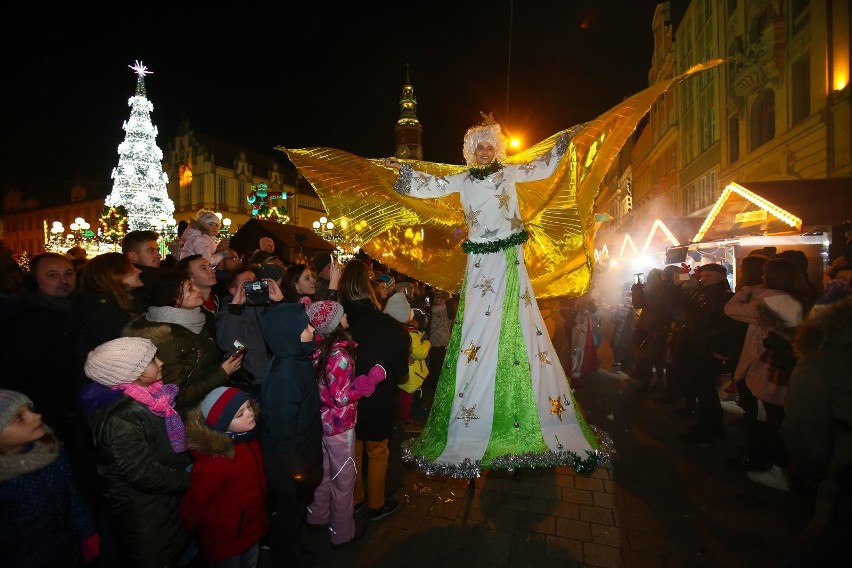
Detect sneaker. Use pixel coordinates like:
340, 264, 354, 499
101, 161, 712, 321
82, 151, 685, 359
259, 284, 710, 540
368, 498, 401, 521
747, 465, 791, 492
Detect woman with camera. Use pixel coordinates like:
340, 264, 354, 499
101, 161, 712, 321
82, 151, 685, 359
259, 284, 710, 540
122, 269, 243, 413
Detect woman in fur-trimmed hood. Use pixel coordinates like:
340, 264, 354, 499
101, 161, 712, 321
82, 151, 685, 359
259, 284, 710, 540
180, 388, 268, 566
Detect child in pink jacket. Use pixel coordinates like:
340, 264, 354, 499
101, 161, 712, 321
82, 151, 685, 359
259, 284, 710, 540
303, 301, 386, 547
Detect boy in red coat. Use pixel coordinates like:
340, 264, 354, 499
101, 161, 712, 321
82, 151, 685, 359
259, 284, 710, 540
181, 386, 268, 567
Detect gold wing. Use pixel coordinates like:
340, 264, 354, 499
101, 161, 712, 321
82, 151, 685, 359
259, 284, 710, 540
279, 59, 724, 299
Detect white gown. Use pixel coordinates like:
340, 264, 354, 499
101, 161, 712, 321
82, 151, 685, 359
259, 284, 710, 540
396, 134, 606, 478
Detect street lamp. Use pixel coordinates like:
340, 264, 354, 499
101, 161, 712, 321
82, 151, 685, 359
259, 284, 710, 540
312, 216, 335, 234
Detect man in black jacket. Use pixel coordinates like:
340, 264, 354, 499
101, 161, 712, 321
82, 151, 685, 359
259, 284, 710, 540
678, 263, 747, 444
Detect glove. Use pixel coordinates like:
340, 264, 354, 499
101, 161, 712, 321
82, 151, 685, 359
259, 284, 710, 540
353, 364, 387, 397
81, 533, 101, 564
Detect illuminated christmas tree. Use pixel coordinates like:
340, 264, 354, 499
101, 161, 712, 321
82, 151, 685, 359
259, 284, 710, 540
105, 61, 174, 231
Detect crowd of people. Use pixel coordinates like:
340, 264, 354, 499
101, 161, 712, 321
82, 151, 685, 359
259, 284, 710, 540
585, 241, 852, 565
0, 211, 458, 567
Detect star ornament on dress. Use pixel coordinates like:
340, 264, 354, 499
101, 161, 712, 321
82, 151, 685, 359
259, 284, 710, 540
521, 287, 532, 307
462, 341, 480, 364
465, 206, 482, 229
506, 212, 523, 230
537, 348, 552, 367
457, 404, 480, 428
496, 188, 510, 210
549, 396, 565, 421
474, 275, 495, 297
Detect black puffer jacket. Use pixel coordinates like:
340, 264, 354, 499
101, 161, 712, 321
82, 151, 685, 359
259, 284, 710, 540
259, 303, 323, 495
341, 298, 410, 441
84, 386, 191, 567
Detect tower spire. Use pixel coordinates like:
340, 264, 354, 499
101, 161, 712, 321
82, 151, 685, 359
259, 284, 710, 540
394, 63, 423, 160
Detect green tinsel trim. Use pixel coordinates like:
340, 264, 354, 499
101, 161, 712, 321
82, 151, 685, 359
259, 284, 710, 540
462, 230, 528, 255
469, 161, 504, 180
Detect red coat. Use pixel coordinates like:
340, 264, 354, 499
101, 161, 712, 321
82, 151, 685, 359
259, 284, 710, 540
180, 409, 268, 565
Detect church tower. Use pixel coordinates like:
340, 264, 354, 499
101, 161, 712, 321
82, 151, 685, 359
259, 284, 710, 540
394, 64, 423, 160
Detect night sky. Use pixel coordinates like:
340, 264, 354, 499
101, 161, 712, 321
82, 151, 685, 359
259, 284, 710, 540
2, 1, 671, 193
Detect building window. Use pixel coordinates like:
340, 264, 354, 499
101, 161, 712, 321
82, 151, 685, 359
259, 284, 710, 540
709, 170, 717, 202
729, 116, 740, 163
750, 89, 775, 151
238, 182, 246, 211
218, 178, 227, 208
791, 54, 810, 125
196, 178, 204, 205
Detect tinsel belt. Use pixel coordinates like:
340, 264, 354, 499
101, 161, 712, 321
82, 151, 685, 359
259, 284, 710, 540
461, 230, 529, 255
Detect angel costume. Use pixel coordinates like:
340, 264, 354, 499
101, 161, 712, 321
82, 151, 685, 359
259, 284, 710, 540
280, 60, 722, 478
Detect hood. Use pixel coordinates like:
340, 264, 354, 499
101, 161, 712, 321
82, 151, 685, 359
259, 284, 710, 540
795, 295, 852, 357
261, 302, 314, 358
78, 381, 125, 418
758, 293, 803, 331
184, 407, 235, 458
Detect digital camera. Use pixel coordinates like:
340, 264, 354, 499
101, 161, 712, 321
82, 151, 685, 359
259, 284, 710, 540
244, 279, 270, 305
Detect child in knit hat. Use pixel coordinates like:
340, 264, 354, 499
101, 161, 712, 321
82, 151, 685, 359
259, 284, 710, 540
0, 390, 100, 567
180, 386, 268, 567
80, 337, 192, 567
303, 300, 387, 546
384, 293, 431, 432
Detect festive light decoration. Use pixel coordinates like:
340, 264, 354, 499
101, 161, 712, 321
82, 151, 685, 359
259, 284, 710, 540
99, 206, 130, 244
105, 61, 175, 231
247, 183, 290, 223
693, 181, 802, 242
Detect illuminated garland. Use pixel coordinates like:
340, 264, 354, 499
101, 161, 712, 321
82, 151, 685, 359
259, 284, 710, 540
100, 205, 130, 244
461, 230, 528, 255
469, 161, 504, 180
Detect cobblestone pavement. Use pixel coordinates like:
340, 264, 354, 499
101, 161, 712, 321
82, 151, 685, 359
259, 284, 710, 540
257, 361, 810, 568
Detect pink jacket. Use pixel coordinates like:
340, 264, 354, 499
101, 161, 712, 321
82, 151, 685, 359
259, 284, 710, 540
312, 338, 384, 436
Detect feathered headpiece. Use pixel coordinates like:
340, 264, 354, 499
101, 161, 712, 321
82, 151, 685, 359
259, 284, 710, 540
462, 112, 507, 166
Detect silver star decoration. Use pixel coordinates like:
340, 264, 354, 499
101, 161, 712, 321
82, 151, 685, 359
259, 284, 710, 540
435, 176, 450, 189
473, 275, 495, 297
496, 188, 510, 210
537, 348, 552, 367
415, 174, 430, 190
493, 170, 505, 184
457, 404, 480, 427
539, 150, 554, 167
465, 206, 482, 229
521, 287, 532, 307
481, 226, 499, 238
506, 212, 524, 230
519, 162, 536, 174
130, 60, 152, 77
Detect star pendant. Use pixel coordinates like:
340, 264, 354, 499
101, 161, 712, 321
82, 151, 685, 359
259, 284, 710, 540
457, 404, 480, 428
549, 396, 565, 421
537, 348, 552, 367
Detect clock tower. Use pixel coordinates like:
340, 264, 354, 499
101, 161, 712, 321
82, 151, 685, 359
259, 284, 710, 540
394, 64, 423, 160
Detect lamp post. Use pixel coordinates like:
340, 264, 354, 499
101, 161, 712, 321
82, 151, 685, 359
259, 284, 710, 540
156, 215, 178, 257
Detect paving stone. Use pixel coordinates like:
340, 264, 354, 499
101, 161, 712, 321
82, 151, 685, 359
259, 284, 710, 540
579, 504, 616, 526
562, 486, 595, 505
583, 541, 622, 568
556, 517, 592, 541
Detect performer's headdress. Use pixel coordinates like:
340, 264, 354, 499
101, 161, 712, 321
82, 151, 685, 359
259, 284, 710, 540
462, 112, 507, 166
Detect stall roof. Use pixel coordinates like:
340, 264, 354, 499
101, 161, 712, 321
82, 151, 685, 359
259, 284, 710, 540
230, 218, 335, 259
694, 178, 852, 242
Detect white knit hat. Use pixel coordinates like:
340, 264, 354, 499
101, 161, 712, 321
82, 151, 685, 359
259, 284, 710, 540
85, 337, 159, 387
384, 292, 412, 323
0, 390, 32, 429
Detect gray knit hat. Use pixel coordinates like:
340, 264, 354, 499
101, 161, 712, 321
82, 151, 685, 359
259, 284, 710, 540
0, 390, 32, 429
384, 292, 412, 323
85, 337, 159, 387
